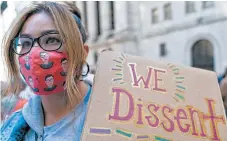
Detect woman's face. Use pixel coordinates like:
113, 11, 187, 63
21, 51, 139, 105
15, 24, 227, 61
20, 12, 65, 52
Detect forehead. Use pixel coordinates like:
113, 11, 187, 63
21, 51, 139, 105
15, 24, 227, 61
47, 76, 53, 79
20, 12, 56, 37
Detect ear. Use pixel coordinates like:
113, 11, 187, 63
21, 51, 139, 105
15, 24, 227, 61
83, 44, 89, 56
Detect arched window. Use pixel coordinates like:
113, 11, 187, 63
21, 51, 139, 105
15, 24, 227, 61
191, 40, 214, 71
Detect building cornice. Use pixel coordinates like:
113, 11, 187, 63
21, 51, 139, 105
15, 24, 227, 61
143, 14, 227, 39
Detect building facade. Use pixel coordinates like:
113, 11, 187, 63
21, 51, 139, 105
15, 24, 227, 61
76, 1, 142, 72
76, 1, 227, 75
139, 1, 227, 75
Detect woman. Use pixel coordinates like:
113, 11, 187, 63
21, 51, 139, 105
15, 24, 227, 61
1, 2, 93, 141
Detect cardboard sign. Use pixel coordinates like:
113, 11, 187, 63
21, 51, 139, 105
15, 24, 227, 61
81, 51, 227, 141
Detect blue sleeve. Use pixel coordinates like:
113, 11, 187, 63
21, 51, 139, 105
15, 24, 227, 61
1, 110, 29, 141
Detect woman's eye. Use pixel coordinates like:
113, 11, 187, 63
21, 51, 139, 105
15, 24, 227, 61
46, 37, 60, 44
22, 41, 31, 48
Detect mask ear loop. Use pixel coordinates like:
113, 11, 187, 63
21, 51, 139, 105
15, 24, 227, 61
80, 62, 90, 81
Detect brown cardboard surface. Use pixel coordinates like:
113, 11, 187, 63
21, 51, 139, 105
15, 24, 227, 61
81, 51, 227, 141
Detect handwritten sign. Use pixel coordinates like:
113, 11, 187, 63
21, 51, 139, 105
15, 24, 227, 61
81, 51, 227, 141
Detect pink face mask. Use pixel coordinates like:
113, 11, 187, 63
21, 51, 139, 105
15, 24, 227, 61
19, 47, 68, 95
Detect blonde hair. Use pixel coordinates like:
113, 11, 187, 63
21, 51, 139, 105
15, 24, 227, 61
2, 2, 86, 104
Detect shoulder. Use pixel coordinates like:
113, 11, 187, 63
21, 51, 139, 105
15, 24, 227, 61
1, 110, 29, 140
1, 110, 22, 130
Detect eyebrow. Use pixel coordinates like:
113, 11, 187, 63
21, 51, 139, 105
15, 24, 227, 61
20, 29, 59, 37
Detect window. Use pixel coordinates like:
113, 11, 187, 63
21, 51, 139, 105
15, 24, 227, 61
1, 1, 7, 14
164, 3, 172, 20
96, 1, 101, 36
192, 40, 214, 71
152, 8, 158, 24
110, 1, 115, 30
202, 1, 214, 9
83, 1, 88, 31
160, 43, 167, 57
94, 52, 98, 63
185, 1, 195, 14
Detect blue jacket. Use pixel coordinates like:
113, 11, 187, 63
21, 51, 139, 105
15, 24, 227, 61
1, 77, 93, 141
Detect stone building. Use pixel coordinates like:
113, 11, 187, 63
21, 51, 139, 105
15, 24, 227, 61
76, 1, 227, 75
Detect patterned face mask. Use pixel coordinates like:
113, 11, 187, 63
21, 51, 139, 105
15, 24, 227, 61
18, 47, 69, 95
